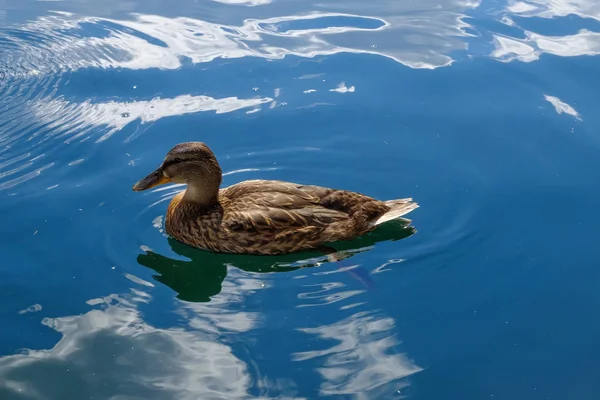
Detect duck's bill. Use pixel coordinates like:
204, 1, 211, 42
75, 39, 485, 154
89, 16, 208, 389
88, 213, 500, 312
132, 169, 170, 191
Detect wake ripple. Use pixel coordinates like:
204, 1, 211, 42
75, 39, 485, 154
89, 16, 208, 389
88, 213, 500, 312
0, 16, 275, 194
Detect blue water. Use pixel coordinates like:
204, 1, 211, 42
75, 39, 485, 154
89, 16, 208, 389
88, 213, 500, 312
2, 0, 600, 399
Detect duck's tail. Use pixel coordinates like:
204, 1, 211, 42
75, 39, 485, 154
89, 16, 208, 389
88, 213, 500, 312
371, 198, 419, 226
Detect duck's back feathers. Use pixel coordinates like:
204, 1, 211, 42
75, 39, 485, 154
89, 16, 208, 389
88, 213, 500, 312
207, 180, 417, 254
220, 180, 349, 233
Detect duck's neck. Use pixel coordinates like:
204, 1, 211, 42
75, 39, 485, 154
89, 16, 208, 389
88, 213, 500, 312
182, 180, 220, 208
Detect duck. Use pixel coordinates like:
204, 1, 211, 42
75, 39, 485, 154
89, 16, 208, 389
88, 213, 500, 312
132, 142, 418, 256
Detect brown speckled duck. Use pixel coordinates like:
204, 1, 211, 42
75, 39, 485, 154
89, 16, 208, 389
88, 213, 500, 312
132, 142, 418, 256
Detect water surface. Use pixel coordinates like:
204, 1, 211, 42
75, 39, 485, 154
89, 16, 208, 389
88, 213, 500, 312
2, 0, 600, 399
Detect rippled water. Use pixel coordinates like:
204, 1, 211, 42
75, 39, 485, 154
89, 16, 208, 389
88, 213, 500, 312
2, 0, 600, 399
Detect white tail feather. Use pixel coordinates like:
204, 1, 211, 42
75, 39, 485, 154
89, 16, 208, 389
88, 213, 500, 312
371, 198, 419, 226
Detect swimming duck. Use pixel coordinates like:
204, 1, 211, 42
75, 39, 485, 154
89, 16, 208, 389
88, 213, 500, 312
132, 142, 418, 256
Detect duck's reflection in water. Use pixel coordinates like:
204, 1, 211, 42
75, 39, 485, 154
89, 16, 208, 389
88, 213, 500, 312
136, 221, 416, 303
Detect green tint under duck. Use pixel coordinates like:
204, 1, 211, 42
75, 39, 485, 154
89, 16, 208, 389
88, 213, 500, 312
132, 142, 418, 255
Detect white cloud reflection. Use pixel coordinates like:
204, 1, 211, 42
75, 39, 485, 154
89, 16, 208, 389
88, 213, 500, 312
506, 0, 600, 21
32, 94, 273, 143
0, 253, 422, 399
292, 311, 422, 397
212, 0, 273, 6
544, 94, 582, 120
492, 0, 600, 62
491, 35, 539, 62
492, 29, 600, 62
0, 270, 282, 400
5, 1, 600, 77
0, 300, 253, 399
1, 0, 480, 74
329, 82, 355, 93
290, 263, 422, 397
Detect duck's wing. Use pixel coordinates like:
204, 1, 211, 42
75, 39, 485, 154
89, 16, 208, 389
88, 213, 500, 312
221, 180, 324, 204
222, 179, 378, 212
220, 180, 348, 232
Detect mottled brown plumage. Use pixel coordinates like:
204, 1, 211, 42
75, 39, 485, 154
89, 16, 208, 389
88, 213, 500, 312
133, 142, 418, 255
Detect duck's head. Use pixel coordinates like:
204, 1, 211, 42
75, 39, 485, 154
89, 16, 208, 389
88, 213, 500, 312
133, 142, 222, 203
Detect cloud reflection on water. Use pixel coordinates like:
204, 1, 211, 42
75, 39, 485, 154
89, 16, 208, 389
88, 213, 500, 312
0, 272, 276, 400
0, 304, 254, 399
492, 29, 600, 62
506, 0, 600, 21
0, 92, 272, 191
543, 94, 582, 120
1, 3, 479, 73
291, 258, 422, 398
7, 0, 600, 192
492, 0, 600, 62
293, 310, 422, 398
0, 249, 421, 399
212, 0, 273, 6
0, 0, 481, 191
35, 94, 274, 143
